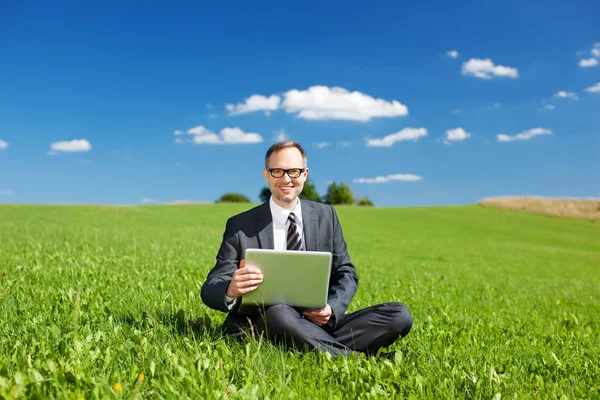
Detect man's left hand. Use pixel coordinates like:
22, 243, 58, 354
302, 304, 332, 326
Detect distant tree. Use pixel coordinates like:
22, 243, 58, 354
216, 193, 251, 203
299, 179, 321, 202
356, 197, 374, 207
323, 182, 355, 205
259, 187, 271, 203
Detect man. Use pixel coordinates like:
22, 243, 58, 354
201, 141, 412, 358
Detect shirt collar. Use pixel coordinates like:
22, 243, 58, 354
269, 196, 303, 226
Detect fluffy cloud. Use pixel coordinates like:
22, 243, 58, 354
282, 86, 408, 122
314, 142, 331, 149
273, 129, 289, 142
446, 128, 471, 141
554, 91, 578, 101
176, 125, 262, 145
579, 58, 598, 67
497, 128, 552, 142
226, 86, 408, 122
365, 128, 428, 147
584, 82, 600, 93
461, 58, 519, 79
49, 139, 92, 153
0, 140, 8, 150
141, 198, 157, 204
353, 174, 423, 184
226, 94, 281, 116
592, 48, 600, 58
446, 50, 459, 58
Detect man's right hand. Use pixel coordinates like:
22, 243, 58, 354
226, 259, 263, 298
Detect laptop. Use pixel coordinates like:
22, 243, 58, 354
239, 249, 332, 314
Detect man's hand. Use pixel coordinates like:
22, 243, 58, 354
302, 304, 332, 326
226, 260, 263, 298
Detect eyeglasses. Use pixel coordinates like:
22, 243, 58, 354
267, 168, 306, 178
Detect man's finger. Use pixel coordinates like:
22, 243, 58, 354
240, 259, 246, 268
239, 285, 259, 294
235, 273, 263, 282
237, 279, 263, 288
238, 265, 262, 274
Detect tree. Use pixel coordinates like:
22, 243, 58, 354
259, 187, 271, 203
216, 193, 250, 203
356, 197, 374, 206
299, 179, 321, 202
323, 182, 355, 205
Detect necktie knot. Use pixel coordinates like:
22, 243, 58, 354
288, 212, 297, 224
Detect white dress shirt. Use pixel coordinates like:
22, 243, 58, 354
269, 196, 304, 251
225, 196, 304, 309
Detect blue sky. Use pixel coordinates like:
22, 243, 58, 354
1, 0, 599, 206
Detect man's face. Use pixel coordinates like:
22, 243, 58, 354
263, 147, 308, 209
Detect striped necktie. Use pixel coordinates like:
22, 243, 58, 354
287, 212, 304, 251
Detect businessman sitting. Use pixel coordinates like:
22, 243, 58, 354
201, 141, 412, 358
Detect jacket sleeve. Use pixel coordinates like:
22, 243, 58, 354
201, 217, 241, 312
326, 206, 359, 327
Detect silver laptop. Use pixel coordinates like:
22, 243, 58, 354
239, 249, 332, 314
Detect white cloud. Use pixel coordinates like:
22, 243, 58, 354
446, 50, 459, 58
226, 94, 281, 116
225, 86, 409, 122
497, 128, 552, 142
554, 91, 578, 101
178, 125, 263, 145
579, 58, 599, 67
174, 130, 185, 136
592, 48, 600, 58
461, 58, 519, 79
338, 141, 352, 147
353, 174, 423, 184
50, 139, 91, 153
365, 127, 428, 147
220, 127, 263, 144
538, 104, 556, 112
314, 142, 331, 149
446, 128, 471, 141
584, 82, 600, 93
0, 140, 8, 150
282, 86, 408, 122
0, 189, 15, 196
273, 129, 289, 142
141, 198, 157, 204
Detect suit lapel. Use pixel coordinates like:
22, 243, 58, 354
302, 201, 319, 251
256, 202, 274, 249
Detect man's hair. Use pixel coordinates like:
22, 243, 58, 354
264, 141, 307, 168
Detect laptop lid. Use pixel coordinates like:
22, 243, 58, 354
239, 249, 332, 314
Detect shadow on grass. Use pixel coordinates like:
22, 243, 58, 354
111, 308, 224, 339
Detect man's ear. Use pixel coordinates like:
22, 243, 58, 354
303, 167, 309, 179
263, 168, 269, 182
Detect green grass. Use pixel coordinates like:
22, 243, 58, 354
0, 204, 598, 399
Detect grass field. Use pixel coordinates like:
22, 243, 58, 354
0, 204, 598, 399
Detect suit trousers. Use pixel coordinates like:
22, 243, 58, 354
225, 302, 413, 358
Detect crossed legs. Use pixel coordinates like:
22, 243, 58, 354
256, 302, 413, 358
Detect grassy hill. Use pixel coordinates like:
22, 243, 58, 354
0, 204, 598, 398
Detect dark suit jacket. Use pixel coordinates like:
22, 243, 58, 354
200, 200, 359, 333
